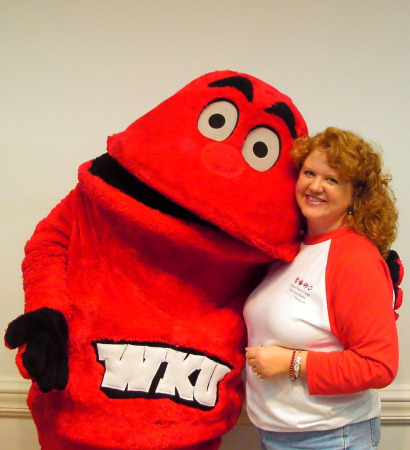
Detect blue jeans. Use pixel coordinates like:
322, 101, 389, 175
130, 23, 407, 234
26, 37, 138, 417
258, 417, 381, 449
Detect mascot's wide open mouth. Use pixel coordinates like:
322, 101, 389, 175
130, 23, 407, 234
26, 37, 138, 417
89, 153, 217, 229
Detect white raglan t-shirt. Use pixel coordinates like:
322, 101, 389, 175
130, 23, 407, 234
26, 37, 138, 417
244, 227, 398, 432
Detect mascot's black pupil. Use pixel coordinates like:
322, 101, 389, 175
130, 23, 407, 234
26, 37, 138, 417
209, 114, 225, 129
253, 141, 268, 158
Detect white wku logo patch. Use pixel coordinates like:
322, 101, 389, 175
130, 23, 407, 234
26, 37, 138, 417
94, 342, 231, 409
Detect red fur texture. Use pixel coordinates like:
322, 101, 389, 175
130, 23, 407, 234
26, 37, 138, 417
19, 71, 307, 449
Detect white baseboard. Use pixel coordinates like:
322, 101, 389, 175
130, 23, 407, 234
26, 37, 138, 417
0, 379, 32, 418
1, 379, 409, 424
379, 388, 410, 424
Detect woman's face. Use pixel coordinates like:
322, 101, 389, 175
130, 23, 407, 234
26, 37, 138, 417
295, 148, 354, 236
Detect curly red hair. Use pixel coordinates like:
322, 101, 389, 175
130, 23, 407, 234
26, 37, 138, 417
291, 127, 397, 258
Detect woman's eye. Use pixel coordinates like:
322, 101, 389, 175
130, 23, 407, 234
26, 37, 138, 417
241, 127, 281, 172
328, 177, 339, 184
197, 100, 238, 141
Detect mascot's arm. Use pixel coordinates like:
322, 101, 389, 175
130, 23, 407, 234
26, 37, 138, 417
4, 189, 77, 392
386, 250, 404, 320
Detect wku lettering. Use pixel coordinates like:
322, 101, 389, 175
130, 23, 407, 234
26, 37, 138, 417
94, 342, 232, 410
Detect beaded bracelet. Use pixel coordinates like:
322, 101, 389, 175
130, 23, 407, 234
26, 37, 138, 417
289, 349, 302, 381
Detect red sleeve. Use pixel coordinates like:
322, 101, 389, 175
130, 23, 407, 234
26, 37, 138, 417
22, 188, 78, 315
306, 234, 399, 395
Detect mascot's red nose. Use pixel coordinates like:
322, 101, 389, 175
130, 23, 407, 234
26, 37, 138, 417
200, 142, 244, 177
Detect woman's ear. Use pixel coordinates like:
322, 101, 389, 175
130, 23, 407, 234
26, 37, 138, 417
352, 183, 364, 202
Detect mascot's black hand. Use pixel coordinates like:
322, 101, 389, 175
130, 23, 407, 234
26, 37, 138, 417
385, 249, 404, 317
386, 250, 402, 286
4, 307, 69, 393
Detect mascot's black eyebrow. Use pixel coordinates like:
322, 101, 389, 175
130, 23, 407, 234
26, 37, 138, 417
209, 76, 297, 139
265, 103, 297, 140
208, 76, 254, 102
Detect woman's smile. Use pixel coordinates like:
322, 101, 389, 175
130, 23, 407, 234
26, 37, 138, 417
305, 194, 326, 205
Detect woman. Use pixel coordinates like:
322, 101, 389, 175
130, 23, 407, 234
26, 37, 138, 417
244, 127, 399, 449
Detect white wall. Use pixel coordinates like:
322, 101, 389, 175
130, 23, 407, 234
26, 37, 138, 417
1, 1, 409, 448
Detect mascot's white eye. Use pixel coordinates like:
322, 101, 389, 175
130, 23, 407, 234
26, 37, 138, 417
242, 127, 280, 172
197, 100, 238, 141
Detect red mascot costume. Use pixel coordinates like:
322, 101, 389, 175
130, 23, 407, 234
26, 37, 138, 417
5, 71, 308, 449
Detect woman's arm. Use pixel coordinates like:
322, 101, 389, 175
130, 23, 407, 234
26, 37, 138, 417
307, 244, 399, 395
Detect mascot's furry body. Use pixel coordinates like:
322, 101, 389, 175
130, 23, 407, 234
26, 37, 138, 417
6, 71, 308, 449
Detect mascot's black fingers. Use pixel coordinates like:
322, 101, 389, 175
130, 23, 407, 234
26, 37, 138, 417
54, 356, 69, 391
26, 328, 68, 392
24, 332, 65, 393
36, 357, 58, 393
44, 329, 69, 391
21, 331, 49, 379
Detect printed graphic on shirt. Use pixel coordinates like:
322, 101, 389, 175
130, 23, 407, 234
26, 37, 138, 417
287, 276, 314, 304
94, 341, 231, 410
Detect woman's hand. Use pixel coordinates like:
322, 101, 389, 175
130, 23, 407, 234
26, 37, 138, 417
245, 344, 292, 380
